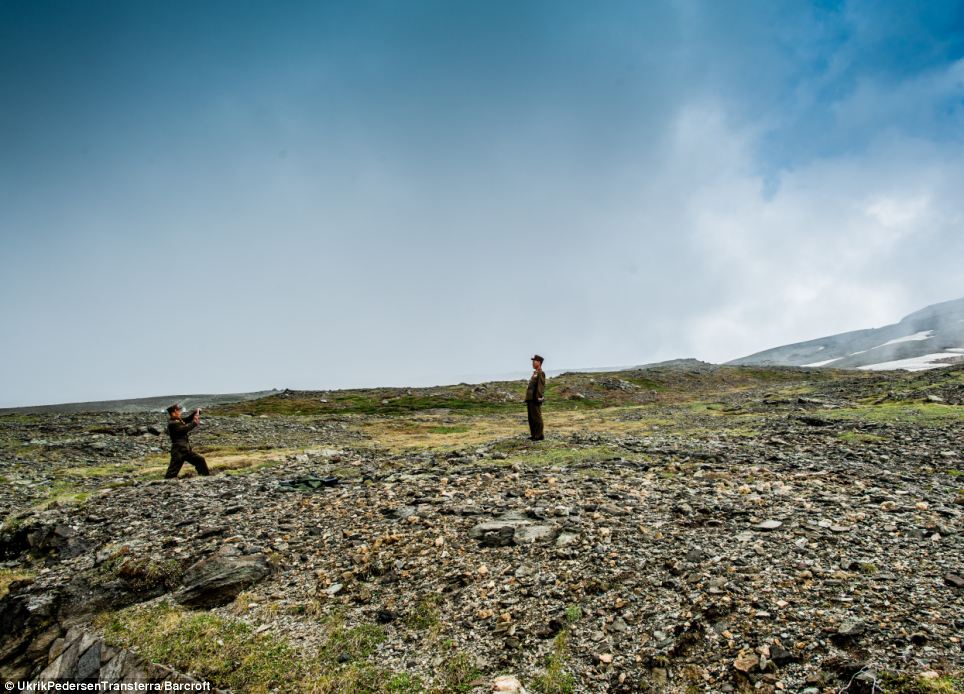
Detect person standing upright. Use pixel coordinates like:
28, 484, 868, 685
164, 404, 210, 479
525, 354, 546, 440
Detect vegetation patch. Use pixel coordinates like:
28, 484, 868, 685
35, 481, 90, 510
0, 567, 36, 598
531, 631, 576, 694
877, 672, 963, 694
826, 403, 964, 425
426, 425, 470, 434
96, 601, 427, 694
97, 601, 304, 693
405, 596, 441, 630
115, 557, 183, 592
314, 612, 386, 665
434, 651, 483, 694
63, 462, 141, 478
212, 365, 830, 418
837, 431, 886, 444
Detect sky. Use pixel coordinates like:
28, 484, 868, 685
1, 0, 964, 406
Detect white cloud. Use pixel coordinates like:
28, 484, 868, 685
646, 104, 964, 362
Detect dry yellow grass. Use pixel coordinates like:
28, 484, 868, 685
353, 404, 707, 452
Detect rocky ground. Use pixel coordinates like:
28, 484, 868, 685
1, 363, 962, 693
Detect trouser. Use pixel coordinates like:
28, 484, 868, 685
165, 448, 210, 478
527, 401, 544, 440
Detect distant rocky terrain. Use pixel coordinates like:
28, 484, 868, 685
730, 297, 964, 372
0, 389, 281, 415
1, 363, 962, 693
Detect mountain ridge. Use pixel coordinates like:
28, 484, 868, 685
729, 296, 964, 371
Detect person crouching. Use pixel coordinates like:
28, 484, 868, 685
164, 404, 210, 479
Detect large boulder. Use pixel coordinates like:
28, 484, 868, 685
174, 548, 270, 608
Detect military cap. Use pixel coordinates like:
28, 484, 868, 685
531, 354, 544, 363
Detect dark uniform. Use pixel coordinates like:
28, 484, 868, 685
165, 410, 209, 479
525, 363, 546, 440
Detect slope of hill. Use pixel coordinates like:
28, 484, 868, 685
2, 362, 962, 691
729, 297, 964, 371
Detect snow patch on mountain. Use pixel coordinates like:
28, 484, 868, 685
729, 297, 964, 371
858, 352, 961, 371
879, 330, 934, 347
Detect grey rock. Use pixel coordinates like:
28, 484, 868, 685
754, 519, 782, 531
75, 641, 101, 680
514, 524, 559, 544
835, 620, 866, 639
174, 549, 270, 608
478, 526, 516, 547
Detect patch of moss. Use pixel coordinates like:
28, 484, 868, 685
877, 672, 963, 694
35, 481, 90, 510
405, 596, 441, 630
837, 431, 886, 444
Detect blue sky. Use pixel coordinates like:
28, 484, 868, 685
1, 1, 963, 406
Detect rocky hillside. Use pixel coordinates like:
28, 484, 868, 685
730, 297, 964, 372
1, 364, 962, 693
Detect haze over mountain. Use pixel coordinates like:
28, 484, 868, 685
729, 296, 964, 371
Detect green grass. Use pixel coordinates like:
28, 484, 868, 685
214, 391, 517, 417
97, 601, 303, 694
96, 601, 429, 694
36, 481, 90, 509
0, 413, 42, 424
315, 614, 386, 665
210, 364, 837, 418
433, 652, 482, 694
826, 402, 964, 425
62, 462, 141, 478
687, 402, 729, 415
426, 425, 470, 435
384, 673, 425, 693
531, 631, 575, 694
405, 596, 441, 630
877, 672, 963, 693
564, 605, 582, 623
622, 376, 666, 390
